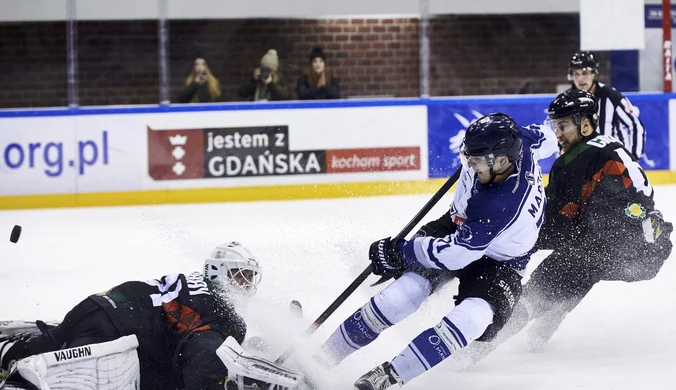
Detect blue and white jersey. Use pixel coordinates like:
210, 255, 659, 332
402, 124, 557, 275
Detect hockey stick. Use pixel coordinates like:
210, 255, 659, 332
274, 166, 463, 365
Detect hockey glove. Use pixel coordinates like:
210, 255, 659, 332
369, 237, 420, 276
643, 210, 673, 243
414, 213, 458, 238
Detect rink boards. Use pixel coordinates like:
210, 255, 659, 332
0, 94, 674, 209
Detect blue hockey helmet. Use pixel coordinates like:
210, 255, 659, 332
463, 113, 523, 162
461, 113, 523, 183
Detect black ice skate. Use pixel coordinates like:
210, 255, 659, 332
0, 332, 32, 387
354, 361, 402, 390
1, 334, 29, 389
0, 359, 19, 389
0, 333, 31, 366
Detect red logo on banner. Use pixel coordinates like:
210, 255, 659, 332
147, 127, 205, 180
326, 147, 420, 173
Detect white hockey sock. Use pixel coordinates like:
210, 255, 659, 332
391, 298, 494, 384
319, 272, 432, 365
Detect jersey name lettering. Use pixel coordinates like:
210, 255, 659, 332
527, 171, 545, 225
187, 272, 210, 296
587, 135, 617, 148
528, 196, 543, 218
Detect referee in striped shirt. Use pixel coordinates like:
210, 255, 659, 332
567, 51, 646, 160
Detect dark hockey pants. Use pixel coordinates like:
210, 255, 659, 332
466, 225, 673, 356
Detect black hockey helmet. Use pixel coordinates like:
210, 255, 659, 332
568, 51, 600, 77
463, 113, 523, 163
548, 89, 598, 129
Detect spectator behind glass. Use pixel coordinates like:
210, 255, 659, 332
177, 57, 221, 103
297, 47, 340, 100
238, 49, 289, 101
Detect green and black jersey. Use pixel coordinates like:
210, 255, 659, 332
538, 133, 655, 251
89, 272, 246, 371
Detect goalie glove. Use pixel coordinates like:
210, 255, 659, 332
217, 336, 303, 390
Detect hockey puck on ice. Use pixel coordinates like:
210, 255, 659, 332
10, 225, 21, 243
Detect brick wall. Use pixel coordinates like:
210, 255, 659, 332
78, 21, 159, 106
428, 15, 609, 96
169, 18, 420, 103
0, 15, 609, 108
0, 22, 68, 108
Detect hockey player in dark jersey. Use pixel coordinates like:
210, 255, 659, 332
462, 89, 673, 363
567, 51, 646, 160
0, 242, 301, 390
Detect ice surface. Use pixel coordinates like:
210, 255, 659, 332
1, 185, 675, 389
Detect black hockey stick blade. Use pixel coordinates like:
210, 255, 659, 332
274, 167, 462, 365
370, 166, 462, 287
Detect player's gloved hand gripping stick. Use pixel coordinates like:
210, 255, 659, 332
274, 166, 462, 365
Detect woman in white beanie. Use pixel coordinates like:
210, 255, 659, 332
238, 49, 289, 101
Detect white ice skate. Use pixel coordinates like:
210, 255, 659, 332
354, 361, 402, 390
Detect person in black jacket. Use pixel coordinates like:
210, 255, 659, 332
296, 47, 340, 100
460, 89, 672, 364
177, 57, 222, 103
0, 242, 283, 390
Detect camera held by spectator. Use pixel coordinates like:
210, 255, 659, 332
239, 49, 289, 101
177, 56, 221, 103
259, 67, 272, 82
297, 47, 340, 100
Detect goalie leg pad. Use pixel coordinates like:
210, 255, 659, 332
16, 335, 140, 390
217, 337, 303, 390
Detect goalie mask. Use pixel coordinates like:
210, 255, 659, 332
204, 242, 262, 296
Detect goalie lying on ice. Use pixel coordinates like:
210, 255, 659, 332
0, 335, 301, 390
0, 242, 303, 390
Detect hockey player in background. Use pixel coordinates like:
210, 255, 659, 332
567, 51, 646, 161
313, 113, 558, 389
0, 242, 302, 390
463, 89, 673, 364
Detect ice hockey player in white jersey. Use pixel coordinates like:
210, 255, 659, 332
314, 113, 557, 389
